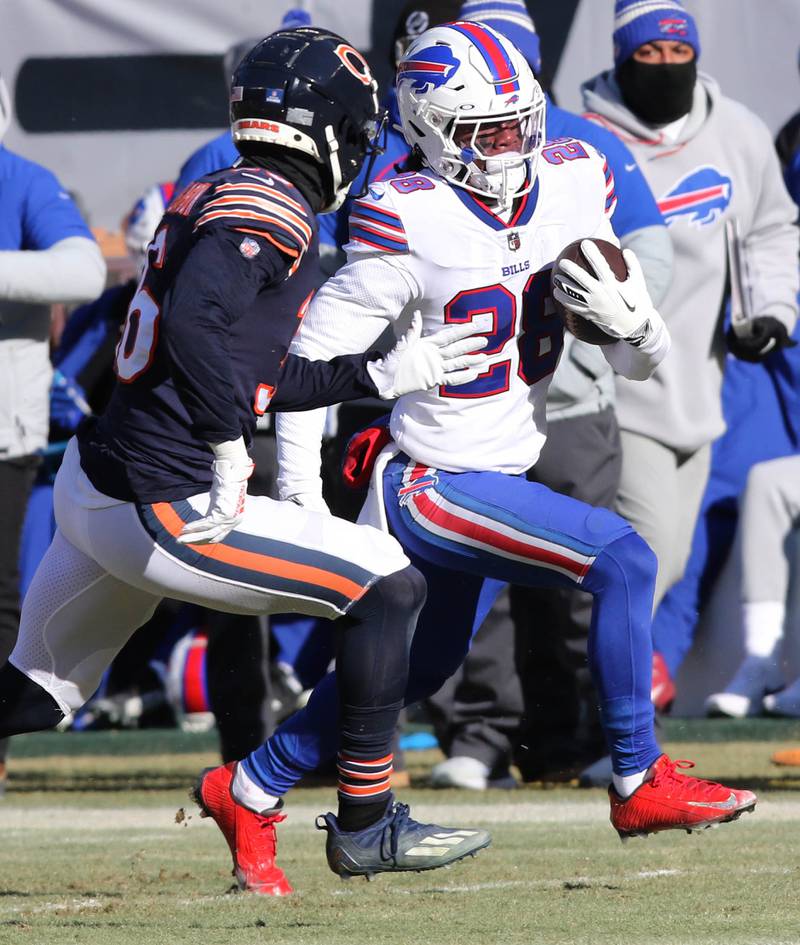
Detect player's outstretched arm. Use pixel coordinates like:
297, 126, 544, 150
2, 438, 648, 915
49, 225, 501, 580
553, 241, 671, 380
274, 312, 488, 511
366, 312, 488, 399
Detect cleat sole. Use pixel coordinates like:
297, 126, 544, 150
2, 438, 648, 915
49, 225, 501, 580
616, 800, 757, 841
331, 836, 492, 879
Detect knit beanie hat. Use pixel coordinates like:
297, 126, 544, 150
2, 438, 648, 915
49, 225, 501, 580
613, 0, 700, 66
391, 0, 463, 66
458, 0, 541, 74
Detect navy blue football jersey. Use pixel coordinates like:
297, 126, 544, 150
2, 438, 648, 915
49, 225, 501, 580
79, 164, 379, 503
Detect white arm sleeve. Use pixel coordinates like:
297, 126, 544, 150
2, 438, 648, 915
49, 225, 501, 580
0, 236, 106, 304
276, 253, 419, 503
603, 312, 671, 381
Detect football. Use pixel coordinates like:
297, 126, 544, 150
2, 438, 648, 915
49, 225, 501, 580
551, 238, 629, 345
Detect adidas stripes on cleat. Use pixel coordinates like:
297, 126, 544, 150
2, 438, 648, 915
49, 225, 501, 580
192, 762, 293, 896
609, 754, 757, 840
316, 795, 491, 880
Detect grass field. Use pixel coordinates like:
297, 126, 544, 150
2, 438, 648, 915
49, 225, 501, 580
2, 719, 800, 945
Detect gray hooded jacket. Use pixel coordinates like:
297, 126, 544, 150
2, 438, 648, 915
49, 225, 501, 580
581, 70, 799, 452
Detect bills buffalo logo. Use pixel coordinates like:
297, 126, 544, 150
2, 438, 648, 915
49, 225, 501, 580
505, 94, 520, 106
659, 17, 689, 37
398, 472, 439, 506
658, 166, 733, 227
397, 45, 460, 93
507, 231, 521, 251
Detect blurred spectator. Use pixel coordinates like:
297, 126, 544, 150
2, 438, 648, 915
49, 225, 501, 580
574, 3, 798, 777
0, 70, 106, 791
649, 107, 800, 708
705, 454, 800, 718
775, 49, 800, 173
425, 0, 672, 790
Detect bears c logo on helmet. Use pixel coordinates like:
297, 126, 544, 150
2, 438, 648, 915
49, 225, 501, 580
334, 43, 373, 86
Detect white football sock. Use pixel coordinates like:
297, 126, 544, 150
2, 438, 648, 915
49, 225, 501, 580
742, 600, 785, 658
231, 763, 281, 814
613, 769, 647, 798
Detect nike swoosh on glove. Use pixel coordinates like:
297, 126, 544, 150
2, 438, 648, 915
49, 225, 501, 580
367, 311, 489, 399
177, 436, 254, 545
726, 317, 797, 363
552, 241, 657, 342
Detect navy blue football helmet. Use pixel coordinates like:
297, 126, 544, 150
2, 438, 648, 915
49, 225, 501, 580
230, 28, 384, 211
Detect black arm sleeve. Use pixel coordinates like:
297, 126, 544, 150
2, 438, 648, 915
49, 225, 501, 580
270, 351, 381, 412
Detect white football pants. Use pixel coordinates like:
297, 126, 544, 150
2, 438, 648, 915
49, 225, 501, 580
10, 438, 408, 715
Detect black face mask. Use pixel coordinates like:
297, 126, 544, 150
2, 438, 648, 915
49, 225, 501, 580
615, 58, 697, 125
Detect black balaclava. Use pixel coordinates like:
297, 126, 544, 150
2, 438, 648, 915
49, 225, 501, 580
615, 57, 697, 125
240, 144, 327, 214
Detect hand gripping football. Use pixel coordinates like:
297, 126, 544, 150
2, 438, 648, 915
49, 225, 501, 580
551, 238, 629, 345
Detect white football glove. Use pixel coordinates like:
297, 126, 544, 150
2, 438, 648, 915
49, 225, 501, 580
552, 241, 657, 342
367, 311, 489, 399
177, 436, 254, 545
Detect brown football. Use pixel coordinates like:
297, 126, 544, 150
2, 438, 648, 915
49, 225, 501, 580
551, 238, 628, 345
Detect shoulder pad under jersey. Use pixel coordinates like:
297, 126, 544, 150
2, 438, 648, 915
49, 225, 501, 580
185, 166, 314, 261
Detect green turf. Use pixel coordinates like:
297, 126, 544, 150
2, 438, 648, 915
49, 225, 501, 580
1, 726, 800, 944
9, 715, 800, 760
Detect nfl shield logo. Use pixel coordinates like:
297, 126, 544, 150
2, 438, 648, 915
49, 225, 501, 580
239, 237, 261, 259
507, 231, 521, 252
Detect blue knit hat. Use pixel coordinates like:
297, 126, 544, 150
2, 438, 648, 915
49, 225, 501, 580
613, 0, 700, 66
458, 0, 541, 74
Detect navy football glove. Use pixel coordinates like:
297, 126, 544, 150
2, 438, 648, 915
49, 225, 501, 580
726, 317, 797, 363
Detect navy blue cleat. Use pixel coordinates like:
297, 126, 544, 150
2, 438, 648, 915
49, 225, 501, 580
316, 796, 491, 880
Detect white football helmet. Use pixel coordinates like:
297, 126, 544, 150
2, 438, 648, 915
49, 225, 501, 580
396, 21, 546, 207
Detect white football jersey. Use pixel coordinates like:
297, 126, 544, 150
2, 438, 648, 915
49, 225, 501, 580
277, 139, 666, 501
344, 138, 616, 474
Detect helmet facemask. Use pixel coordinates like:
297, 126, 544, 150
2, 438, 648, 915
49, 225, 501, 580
396, 22, 546, 209
436, 99, 545, 208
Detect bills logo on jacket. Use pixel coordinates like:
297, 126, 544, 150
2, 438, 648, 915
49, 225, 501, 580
397, 45, 460, 93
658, 166, 733, 227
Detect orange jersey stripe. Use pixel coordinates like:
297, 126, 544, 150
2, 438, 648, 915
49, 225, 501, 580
152, 503, 366, 600
216, 180, 307, 214
202, 194, 312, 240
194, 208, 310, 248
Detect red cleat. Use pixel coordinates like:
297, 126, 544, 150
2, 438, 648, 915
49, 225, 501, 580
193, 762, 293, 895
609, 754, 757, 841
651, 651, 676, 713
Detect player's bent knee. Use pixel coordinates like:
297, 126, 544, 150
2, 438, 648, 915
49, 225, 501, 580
592, 530, 658, 591
351, 565, 427, 620
0, 662, 66, 737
